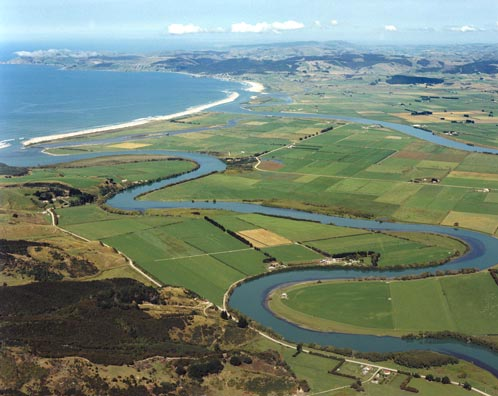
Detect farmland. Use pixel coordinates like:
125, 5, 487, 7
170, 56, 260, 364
138, 120, 498, 235
251, 68, 498, 149
56, 207, 466, 303
4, 44, 498, 394
0, 154, 197, 194
58, 207, 268, 305
46, 114, 339, 158
268, 272, 498, 336
212, 213, 466, 267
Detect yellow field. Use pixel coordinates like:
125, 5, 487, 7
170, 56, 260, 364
448, 170, 498, 181
177, 132, 212, 140
357, 111, 384, 114
392, 110, 492, 124
237, 228, 292, 248
441, 211, 498, 234
262, 127, 318, 139
109, 142, 151, 149
244, 121, 268, 126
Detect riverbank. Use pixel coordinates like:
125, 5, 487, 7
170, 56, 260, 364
22, 91, 240, 147
266, 271, 498, 338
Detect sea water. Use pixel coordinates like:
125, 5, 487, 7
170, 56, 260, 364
0, 63, 240, 152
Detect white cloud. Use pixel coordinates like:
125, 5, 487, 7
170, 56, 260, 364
331, 19, 338, 26
384, 25, 397, 32
450, 25, 477, 32
231, 20, 304, 33
314, 20, 322, 28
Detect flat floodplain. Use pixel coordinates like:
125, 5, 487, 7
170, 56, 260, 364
270, 272, 498, 336
307, 231, 465, 267
212, 213, 466, 267
58, 206, 466, 306
140, 120, 498, 234
58, 207, 269, 305
0, 156, 196, 193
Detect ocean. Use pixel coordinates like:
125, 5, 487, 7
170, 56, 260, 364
0, 63, 240, 151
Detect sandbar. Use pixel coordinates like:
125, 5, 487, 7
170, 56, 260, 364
23, 91, 240, 146
244, 81, 265, 93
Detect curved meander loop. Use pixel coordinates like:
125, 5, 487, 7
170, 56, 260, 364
6, 101, 498, 376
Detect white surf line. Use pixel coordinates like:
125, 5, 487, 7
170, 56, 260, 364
154, 247, 253, 262
22, 91, 240, 146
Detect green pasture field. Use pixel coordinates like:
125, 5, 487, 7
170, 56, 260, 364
139, 254, 245, 305
247, 333, 498, 395
0, 155, 196, 193
307, 232, 465, 267
45, 114, 337, 158
224, 213, 368, 240
261, 244, 323, 265
57, 208, 269, 305
211, 249, 267, 275
211, 213, 465, 267
253, 71, 498, 149
359, 375, 478, 396
140, 118, 498, 233
38, 112, 243, 145
269, 272, 498, 336
56, 207, 465, 305
405, 378, 485, 396
246, 338, 352, 393
1, 187, 45, 211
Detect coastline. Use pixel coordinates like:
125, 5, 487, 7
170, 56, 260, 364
22, 91, 240, 147
243, 80, 265, 93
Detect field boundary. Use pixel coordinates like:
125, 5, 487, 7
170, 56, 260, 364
48, 208, 163, 287
153, 247, 253, 262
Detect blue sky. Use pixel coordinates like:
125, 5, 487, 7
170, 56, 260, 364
1, 0, 497, 47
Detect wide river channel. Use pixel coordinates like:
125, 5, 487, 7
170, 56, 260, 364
6, 98, 498, 376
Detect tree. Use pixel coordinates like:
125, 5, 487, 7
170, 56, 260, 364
463, 382, 472, 391
220, 310, 229, 320
350, 380, 364, 392
175, 366, 186, 376
237, 316, 248, 328
242, 356, 253, 364
187, 359, 224, 379
425, 374, 434, 382
229, 356, 242, 366
298, 380, 310, 392
442, 376, 451, 384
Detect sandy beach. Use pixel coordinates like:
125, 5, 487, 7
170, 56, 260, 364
244, 81, 265, 93
22, 91, 240, 146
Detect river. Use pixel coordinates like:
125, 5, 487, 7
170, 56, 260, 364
4, 92, 498, 376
